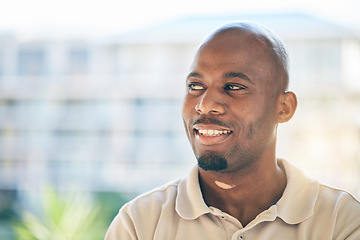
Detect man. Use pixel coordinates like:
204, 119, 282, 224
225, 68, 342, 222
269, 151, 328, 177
106, 21, 360, 239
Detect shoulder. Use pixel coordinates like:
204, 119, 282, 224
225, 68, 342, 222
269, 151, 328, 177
105, 179, 182, 240
315, 184, 360, 239
279, 159, 360, 238
317, 184, 360, 210
316, 183, 360, 216
122, 179, 181, 215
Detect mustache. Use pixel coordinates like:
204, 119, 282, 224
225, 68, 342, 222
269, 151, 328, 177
192, 117, 231, 129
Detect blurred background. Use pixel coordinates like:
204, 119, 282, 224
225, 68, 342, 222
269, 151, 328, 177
0, 0, 360, 239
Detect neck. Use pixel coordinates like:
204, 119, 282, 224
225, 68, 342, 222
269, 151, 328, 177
199, 157, 286, 226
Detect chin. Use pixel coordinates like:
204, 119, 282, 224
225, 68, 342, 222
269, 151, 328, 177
197, 154, 228, 172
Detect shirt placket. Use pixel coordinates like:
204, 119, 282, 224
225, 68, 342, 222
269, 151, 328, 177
210, 207, 244, 240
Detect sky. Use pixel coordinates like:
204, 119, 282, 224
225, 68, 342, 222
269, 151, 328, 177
0, 0, 359, 39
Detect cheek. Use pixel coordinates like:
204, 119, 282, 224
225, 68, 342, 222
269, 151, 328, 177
246, 123, 256, 139
182, 98, 195, 132
233, 104, 276, 140
181, 105, 189, 126
182, 96, 197, 118
246, 110, 277, 144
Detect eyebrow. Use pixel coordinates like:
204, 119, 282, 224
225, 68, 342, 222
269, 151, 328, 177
223, 72, 253, 84
186, 72, 202, 79
186, 71, 254, 84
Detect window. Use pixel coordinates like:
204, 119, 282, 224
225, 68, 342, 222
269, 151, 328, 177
18, 49, 47, 75
68, 48, 89, 75
288, 40, 341, 85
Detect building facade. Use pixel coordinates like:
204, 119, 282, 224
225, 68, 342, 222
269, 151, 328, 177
0, 13, 359, 199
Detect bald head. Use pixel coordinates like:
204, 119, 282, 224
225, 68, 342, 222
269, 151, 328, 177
197, 21, 289, 93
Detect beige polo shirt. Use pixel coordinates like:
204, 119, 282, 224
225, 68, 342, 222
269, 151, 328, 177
105, 159, 360, 240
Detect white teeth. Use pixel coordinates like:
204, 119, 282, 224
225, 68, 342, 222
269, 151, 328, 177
198, 129, 231, 136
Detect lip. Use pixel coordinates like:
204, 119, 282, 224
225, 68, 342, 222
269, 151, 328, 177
193, 124, 233, 146
194, 123, 232, 131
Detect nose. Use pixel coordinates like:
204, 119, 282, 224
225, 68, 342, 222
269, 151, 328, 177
195, 89, 226, 115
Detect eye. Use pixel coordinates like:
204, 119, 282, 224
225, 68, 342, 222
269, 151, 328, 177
188, 83, 205, 91
224, 84, 246, 91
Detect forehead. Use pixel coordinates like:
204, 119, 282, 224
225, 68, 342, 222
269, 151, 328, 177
192, 30, 276, 80
204, 29, 269, 51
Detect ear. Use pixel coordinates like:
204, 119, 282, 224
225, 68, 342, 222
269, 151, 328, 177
276, 91, 297, 123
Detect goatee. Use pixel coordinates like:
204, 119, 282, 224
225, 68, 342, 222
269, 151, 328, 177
197, 154, 228, 171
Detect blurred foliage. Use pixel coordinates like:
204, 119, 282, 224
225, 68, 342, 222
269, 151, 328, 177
0, 190, 17, 239
11, 186, 133, 240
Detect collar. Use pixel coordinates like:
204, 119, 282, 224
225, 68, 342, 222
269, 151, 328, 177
176, 165, 210, 219
276, 159, 319, 224
175, 159, 319, 224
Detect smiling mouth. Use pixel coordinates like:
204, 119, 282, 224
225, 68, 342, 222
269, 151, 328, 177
197, 129, 232, 137
193, 125, 233, 145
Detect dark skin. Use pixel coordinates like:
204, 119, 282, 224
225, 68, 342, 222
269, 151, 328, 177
182, 26, 297, 226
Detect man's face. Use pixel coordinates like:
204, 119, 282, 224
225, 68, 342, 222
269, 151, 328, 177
182, 30, 281, 173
